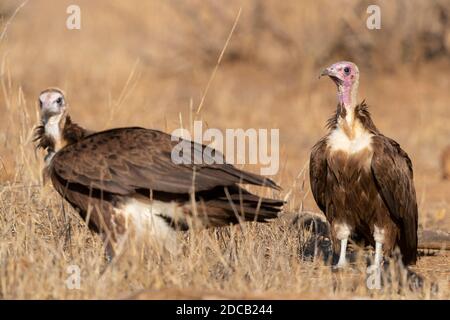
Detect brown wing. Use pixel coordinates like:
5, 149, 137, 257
309, 137, 329, 214
371, 135, 418, 264
50, 127, 280, 195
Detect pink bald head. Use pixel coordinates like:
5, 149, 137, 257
320, 61, 360, 107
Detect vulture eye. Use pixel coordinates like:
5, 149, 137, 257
56, 97, 63, 105
344, 67, 350, 75
39, 100, 43, 108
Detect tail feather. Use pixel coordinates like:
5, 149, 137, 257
220, 164, 282, 191
196, 186, 284, 227
399, 219, 418, 265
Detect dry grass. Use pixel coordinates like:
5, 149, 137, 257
0, 0, 449, 299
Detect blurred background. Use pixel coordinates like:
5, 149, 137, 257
0, 0, 449, 228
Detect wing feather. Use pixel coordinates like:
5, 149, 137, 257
370, 135, 418, 264
51, 127, 279, 195
309, 137, 328, 214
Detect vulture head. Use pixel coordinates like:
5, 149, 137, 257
35, 88, 91, 169
320, 61, 360, 107
35, 88, 69, 164
38, 87, 67, 124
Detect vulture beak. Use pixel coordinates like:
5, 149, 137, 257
319, 66, 342, 84
319, 68, 331, 78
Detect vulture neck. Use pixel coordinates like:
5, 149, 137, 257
37, 112, 90, 166
46, 112, 66, 143
42, 112, 67, 164
336, 81, 359, 136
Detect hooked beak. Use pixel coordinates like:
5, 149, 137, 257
319, 66, 342, 84
319, 68, 331, 78
41, 103, 59, 118
40, 102, 66, 124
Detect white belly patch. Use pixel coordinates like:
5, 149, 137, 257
328, 126, 373, 154
115, 198, 187, 254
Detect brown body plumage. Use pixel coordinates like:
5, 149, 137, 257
310, 103, 418, 265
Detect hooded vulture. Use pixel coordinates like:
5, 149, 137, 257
35, 88, 284, 256
310, 61, 418, 267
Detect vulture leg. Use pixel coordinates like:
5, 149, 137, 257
337, 238, 348, 268
373, 226, 385, 267
374, 241, 383, 266
335, 223, 351, 268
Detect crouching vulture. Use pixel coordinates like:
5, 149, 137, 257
35, 88, 284, 256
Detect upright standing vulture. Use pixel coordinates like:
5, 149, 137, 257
310, 61, 418, 267
35, 88, 284, 256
